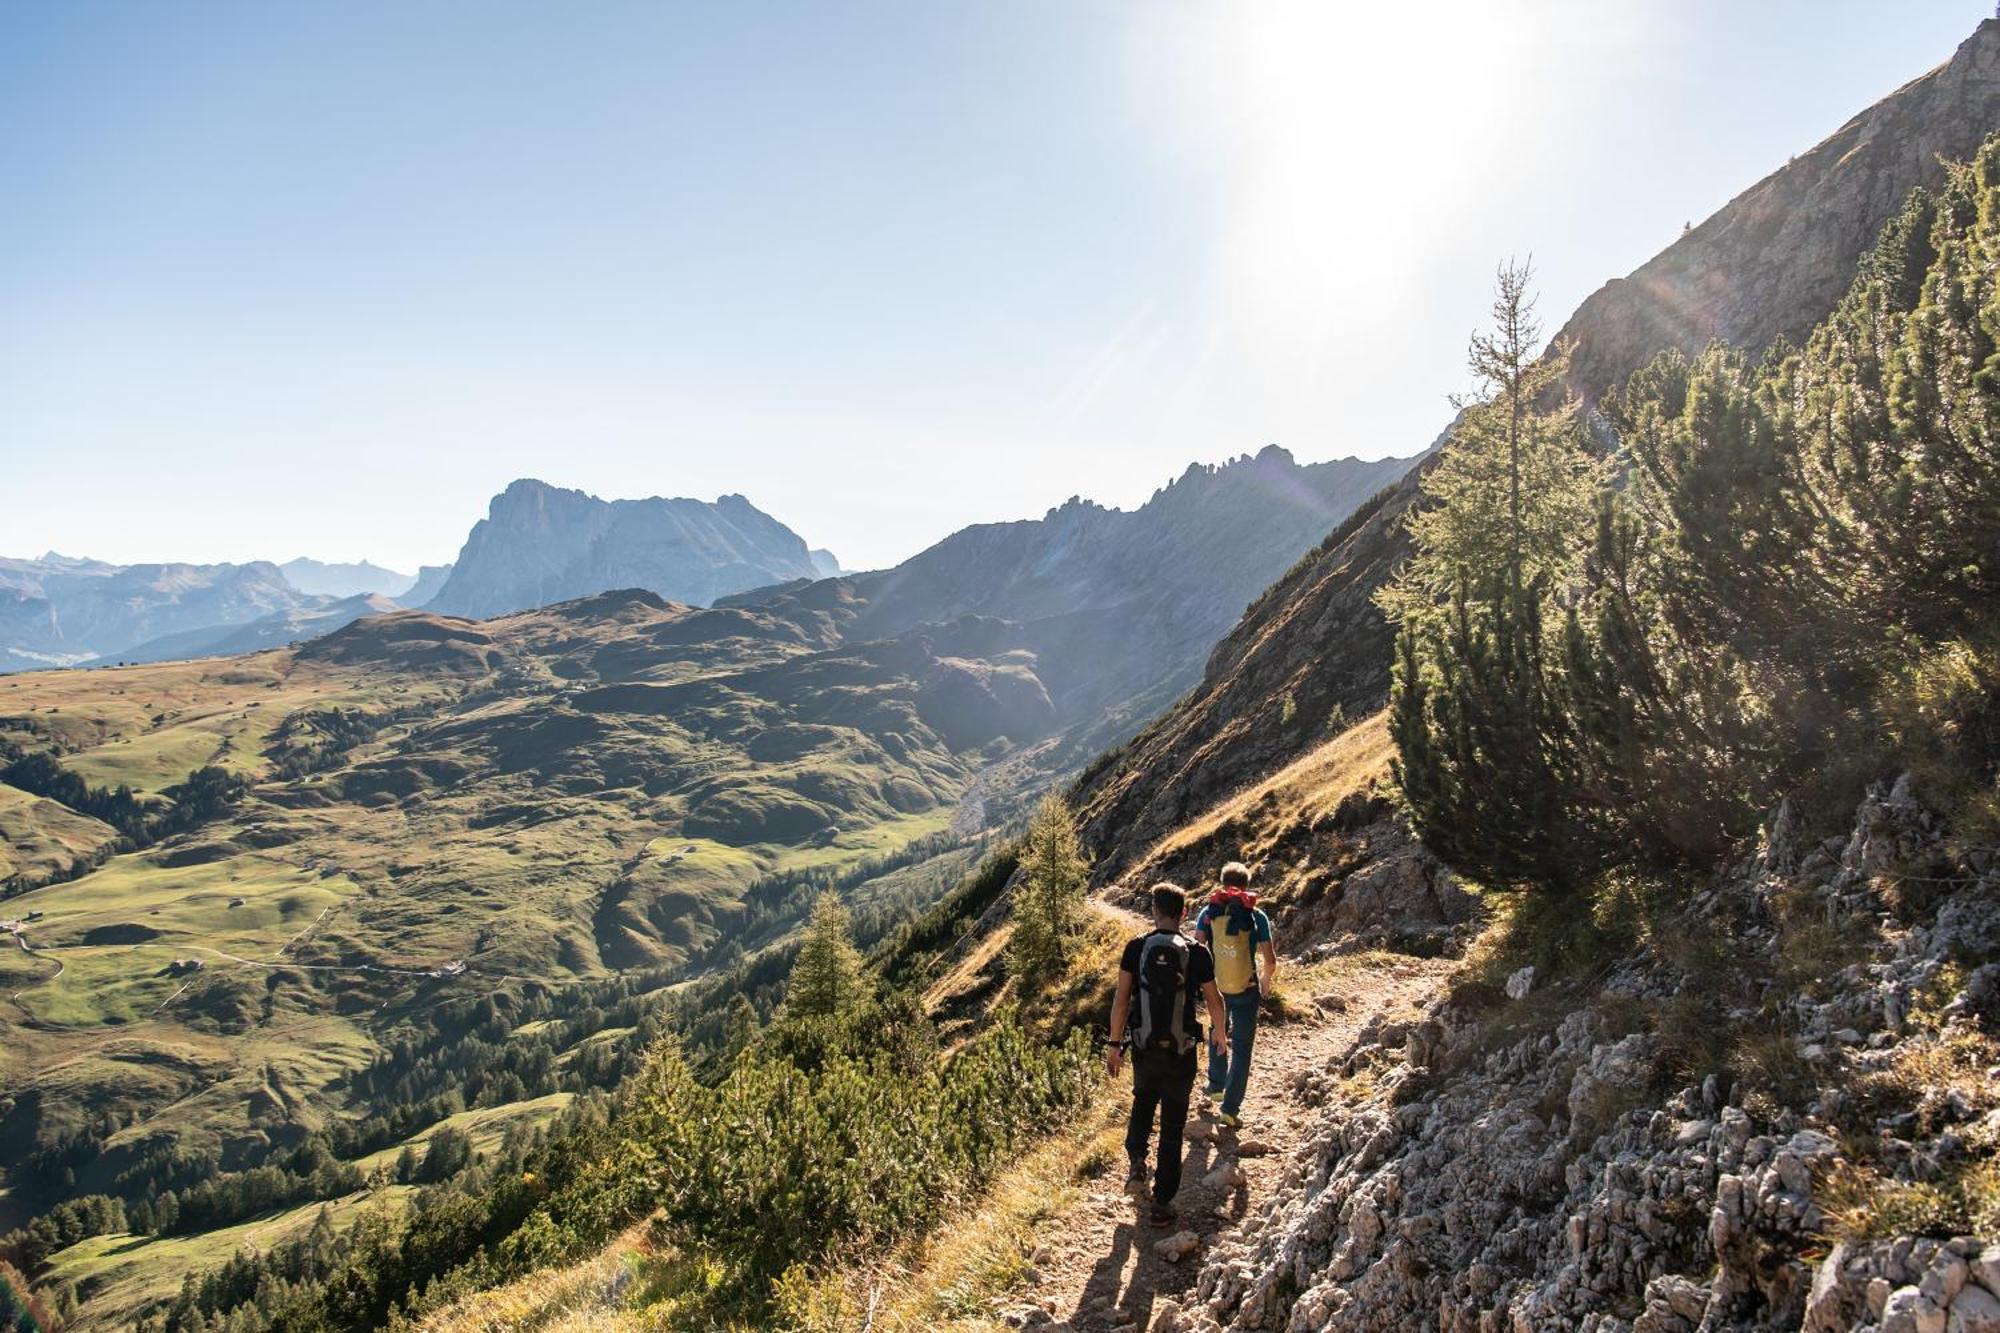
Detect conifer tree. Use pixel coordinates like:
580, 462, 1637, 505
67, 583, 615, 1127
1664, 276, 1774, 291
1384, 263, 1605, 893
1007, 794, 1089, 985
785, 892, 869, 1019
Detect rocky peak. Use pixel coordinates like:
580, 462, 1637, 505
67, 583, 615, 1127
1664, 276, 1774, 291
425, 481, 821, 620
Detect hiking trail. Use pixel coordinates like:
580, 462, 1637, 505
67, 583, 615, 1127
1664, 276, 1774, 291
1019, 898, 1453, 1333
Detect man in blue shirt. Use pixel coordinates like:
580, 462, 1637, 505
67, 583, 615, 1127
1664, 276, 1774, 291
1194, 862, 1277, 1129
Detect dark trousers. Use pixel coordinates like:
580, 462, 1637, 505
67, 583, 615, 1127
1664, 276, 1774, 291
1125, 1043, 1198, 1205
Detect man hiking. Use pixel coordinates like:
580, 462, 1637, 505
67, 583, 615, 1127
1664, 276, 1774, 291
1106, 882, 1228, 1228
1195, 862, 1278, 1129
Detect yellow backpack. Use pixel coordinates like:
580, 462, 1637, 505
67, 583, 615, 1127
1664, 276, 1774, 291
1210, 910, 1258, 995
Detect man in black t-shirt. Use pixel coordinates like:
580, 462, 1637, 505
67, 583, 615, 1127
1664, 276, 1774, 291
1107, 882, 1228, 1226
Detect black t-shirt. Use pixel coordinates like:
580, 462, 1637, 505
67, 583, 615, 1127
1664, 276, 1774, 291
1120, 929, 1214, 1041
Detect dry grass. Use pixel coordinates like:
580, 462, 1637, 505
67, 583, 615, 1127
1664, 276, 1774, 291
1133, 710, 1392, 874
1819, 1152, 2000, 1244
772, 1090, 1125, 1331
416, 1228, 652, 1333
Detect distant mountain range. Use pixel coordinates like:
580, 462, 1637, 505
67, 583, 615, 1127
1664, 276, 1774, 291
0, 553, 443, 672
0, 453, 1402, 679
0, 555, 321, 671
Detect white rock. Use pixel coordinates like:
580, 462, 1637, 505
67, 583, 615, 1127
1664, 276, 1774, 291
1673, 1118, 1714, 1146
1506, 965, 1536, 1000
1885, 1285, 1948, 1333
1952, 1285, 2000, 1333
1155, 1229, 1202, 1263
1973, 1246, 2000, 1298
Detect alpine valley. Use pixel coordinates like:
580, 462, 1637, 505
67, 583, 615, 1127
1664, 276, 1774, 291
7, 16, 2000, 1333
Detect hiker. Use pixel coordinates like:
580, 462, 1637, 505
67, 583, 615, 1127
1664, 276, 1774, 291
1106, 882, 1228, 1228
1195, 862, 1278, 1129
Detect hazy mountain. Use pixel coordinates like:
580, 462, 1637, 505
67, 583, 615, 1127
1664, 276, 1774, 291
808, 548, 842, 578
121, 593, 401, 664
399, 562, 453, 607
425, 480, 822, 619
837, 445, 1417, 734
279, 557, 416, 599
0, 553, 325, 671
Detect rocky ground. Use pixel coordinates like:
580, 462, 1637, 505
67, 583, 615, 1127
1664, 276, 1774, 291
1145, 778, 2000, 1333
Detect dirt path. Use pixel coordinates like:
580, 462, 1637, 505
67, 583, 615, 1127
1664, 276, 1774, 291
1026, 904, 1452, 1333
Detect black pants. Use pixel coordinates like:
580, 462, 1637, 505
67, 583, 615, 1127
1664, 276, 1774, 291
1125, 1043, 1198, 1205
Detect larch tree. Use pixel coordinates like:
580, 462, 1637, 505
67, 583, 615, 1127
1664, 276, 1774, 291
786, 891, 869, 1019
1007, 794, 1089, 987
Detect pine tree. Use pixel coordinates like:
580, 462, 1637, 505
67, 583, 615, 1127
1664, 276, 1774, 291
1006, 795, 1089, 986
785, 892, 868, 1019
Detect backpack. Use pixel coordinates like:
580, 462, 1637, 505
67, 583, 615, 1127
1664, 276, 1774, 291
1133, 931, 1194, 1055
1209, 912, 1257, 995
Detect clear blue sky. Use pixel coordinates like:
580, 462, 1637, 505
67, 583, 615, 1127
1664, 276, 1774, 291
3, 1, 1989, 574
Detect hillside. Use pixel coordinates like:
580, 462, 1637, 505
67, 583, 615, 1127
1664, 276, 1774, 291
424, 480, 823, 618
846, 446, 1413, 736
0, 444, 1409, 1329
1557, 18, 2000, 398
9, 18, 2000, 1333
1075, 20, 2000, 877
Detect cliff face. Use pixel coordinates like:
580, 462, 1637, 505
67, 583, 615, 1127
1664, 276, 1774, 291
425, 480, 821, 619
1558, 19, 2000, 399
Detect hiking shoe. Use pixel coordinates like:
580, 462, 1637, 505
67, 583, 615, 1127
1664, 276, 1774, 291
1125, 1160, 1147, 1190
1218, 1111, 1242, 1130
1149, 1203, 1178, 1229
1203, 1084, 1226, 1100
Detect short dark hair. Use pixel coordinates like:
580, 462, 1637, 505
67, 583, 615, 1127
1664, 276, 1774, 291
1220, 862, 1251, 888
1150, 882, 1186, 921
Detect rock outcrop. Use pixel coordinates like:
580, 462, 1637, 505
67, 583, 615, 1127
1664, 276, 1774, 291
1163, 781, 2000, 1333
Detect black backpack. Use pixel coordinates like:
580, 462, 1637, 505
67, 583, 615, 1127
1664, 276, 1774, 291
1133, 931, 1193, 1055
